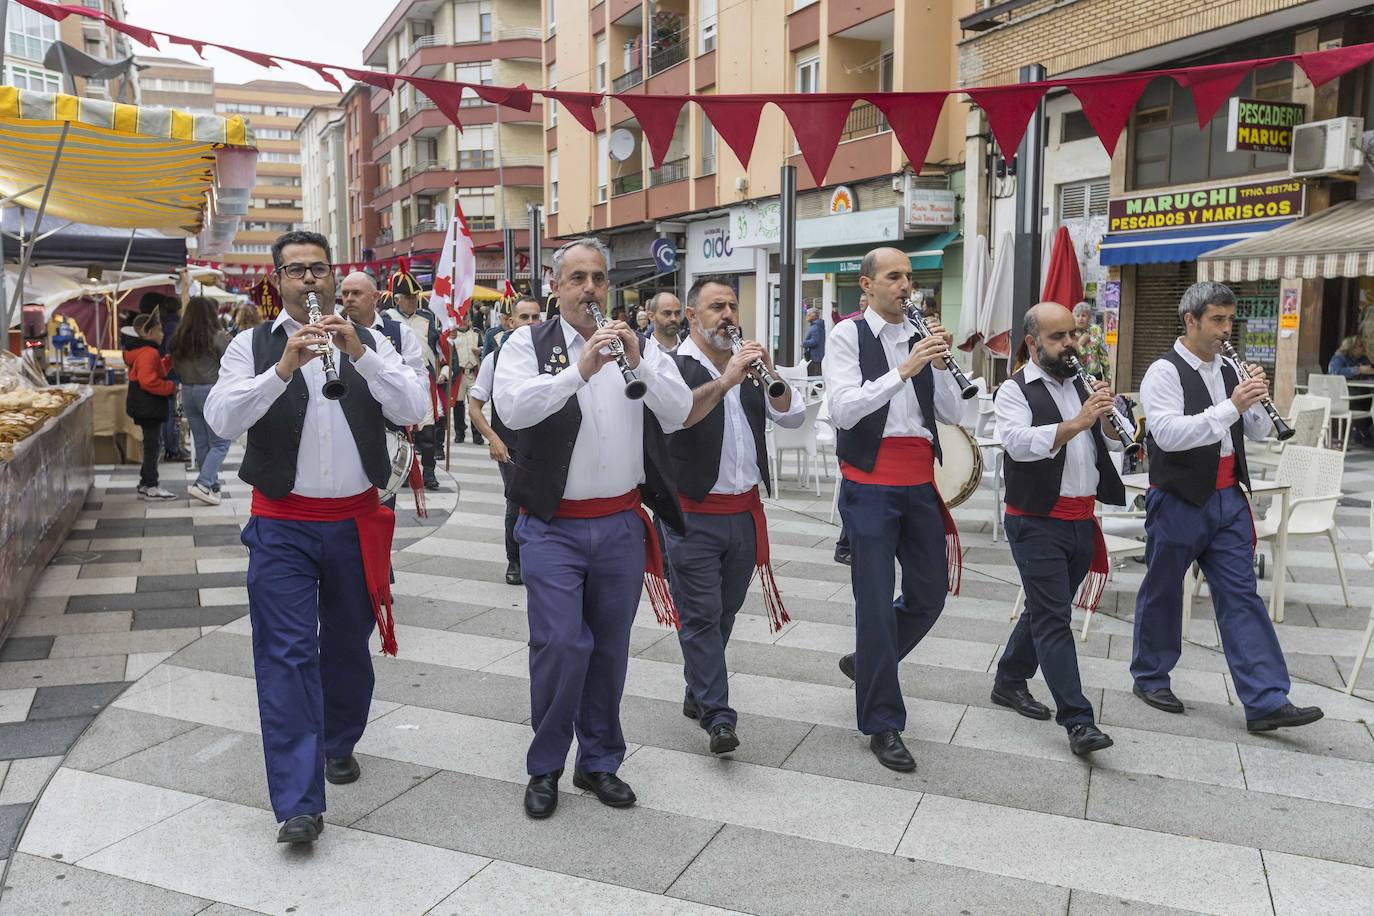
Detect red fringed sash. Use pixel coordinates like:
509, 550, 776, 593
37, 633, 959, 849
1006, 495, 1107, 612
251, 488, 400, 656
679, 486, 789, 632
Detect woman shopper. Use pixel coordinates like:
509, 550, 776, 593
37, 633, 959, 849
231, 303, 263, 336
170, 296, 234, 505
124, 313, 177, 500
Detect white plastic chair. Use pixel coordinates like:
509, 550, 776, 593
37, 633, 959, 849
1246, 404, 1326, 479
1345, 502, 1374, 695
768, 399, 824, 496
1325, 374, 1372, 451
960, 377, 988, 430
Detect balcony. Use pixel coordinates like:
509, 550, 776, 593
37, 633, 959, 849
499, 154, 543, 168
959, 0, 1037, 32
402, 159, 449, 181
612, 68, 643, 93
372, 180, 393, 198
377, 228, 394, 246
412, 219, 441, 234
839, 101, 889, 143
410, 34, 442, 55
648, 38, 687, 76
648, 157, 689, 186
612, 172, 644, 196
497, 27, 543, 40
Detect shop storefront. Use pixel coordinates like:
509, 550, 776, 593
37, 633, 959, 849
685, 216, 757, 334
806, 229, 960, 314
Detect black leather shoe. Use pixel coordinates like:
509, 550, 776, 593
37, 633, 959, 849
572, 770, 636, 808
833, 544, 851, 566
472, 434, 485, 446
1068, 724, 1114, 756
1133, 684, 1185, 714
991, 684, 1052, 721
276, 813, 324, 844
869, 730, 916, 772
838, 654, 856, 682
1247, 703, 1324, 732
682, 698, 702, 720
423, 470, 442, 491
324, 754, 360, 785
505, 562, 523, 586
709, 723, 740, 755
524, 769, 562, 819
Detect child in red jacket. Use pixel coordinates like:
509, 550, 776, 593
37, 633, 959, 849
124, 313, 177, 499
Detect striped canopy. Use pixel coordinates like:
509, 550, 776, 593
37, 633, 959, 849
0, 88, 256, 234
1198, 200, 1374, 283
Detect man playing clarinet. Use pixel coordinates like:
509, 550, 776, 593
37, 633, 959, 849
823, 246, 965, 773
1132, 281, 1322, 732
493, 238, 692, 819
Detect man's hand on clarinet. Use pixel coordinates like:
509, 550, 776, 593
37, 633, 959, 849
275, 324, 325, 380
315, 314, 364, 361
577, 327, 622, 381
898, 334, 949, 380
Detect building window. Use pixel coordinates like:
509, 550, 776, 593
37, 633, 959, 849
256, 128, 295, 140
480, 12, 492, 42
4, 63, 60, 93
547, 63, 557, 128
458, 125, 494, 170
795, 56, 818, 94
549, 151, 558, 213
597, 132, 608, 202
458, 187, 496, 230
456, 62, 493, 106
216, 102, 264, 115
6, 2, 58, 62
700, 119, 716, 175
595, 35, 607, 92
143, 78, 214, 93
699, 0, 716, 54
258, 151, 302, 164
1060, 110, 1095, 144
1057, 178, 1110, 221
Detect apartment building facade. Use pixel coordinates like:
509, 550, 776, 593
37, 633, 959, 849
362, 0, 546, 284
342, 84, 382, 264
4, 0, 140, 101
297, 105, 350, 266
134, 56, 214, 112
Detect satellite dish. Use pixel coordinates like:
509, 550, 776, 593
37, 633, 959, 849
608, 128, 637, 162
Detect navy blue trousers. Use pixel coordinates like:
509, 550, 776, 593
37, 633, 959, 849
663, 510, 757, 730
1130, 486, 1291, 718
996, 514, 1096, 728
515, 510, 646, 776
838, 478, 947, 735
497, 461, 520, 565
242, 516, 377, 821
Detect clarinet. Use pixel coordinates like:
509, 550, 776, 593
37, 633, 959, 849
902, 295, 978, 399
1220, 341, 1294, 441
725, 324, 788, 398
1066, 354, 1142, 457
585, 300, 647, 400
305, 291, 348, 400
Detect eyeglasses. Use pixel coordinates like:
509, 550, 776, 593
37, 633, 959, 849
278, 262, 332, 280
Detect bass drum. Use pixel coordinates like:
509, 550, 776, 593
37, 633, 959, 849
934, 422, 983, 509
379, 429, 415, 504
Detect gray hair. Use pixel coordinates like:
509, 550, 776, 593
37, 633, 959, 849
551, 237, 611, 283
1072, 301, 1092, 318
1179, 281, 1236, 323
1023, 308, 1042, 341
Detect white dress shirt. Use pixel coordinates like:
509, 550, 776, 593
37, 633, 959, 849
492, 316, 693, 500
1140, 340, 1272, 455
205, 311, 429, 498
371, 314, 428, 397
823, 308, 963, 437
470, 350, 496, 402
677, 336, 806, 495
385, 307, 440, 372
996, 362, 1121, 499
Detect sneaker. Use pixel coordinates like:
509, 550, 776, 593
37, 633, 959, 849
142, 485, 178, 500
136, 484, 150, 498
189, 483, 221, 506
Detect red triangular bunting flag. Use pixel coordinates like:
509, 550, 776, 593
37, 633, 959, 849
866, 92, 948, 169
775, 95, 857, 185
218, 43, 280, 69
966, 84, 1049, 155
342, 68, 398, 91
474, 83, 534, 112
408, 77, 465, 129
106, 20, 159, 49
615, 95, 689, 168
168, 34, 207, 58
287, 59, 342, 91
540, 90, 603, 133
1299, 41, 1374, 88
695, 97, 767, 169
1067, 75, 1156, 157
1174, 60, 1252, 127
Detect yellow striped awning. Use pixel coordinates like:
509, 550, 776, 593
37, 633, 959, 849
0, 87, 256, 234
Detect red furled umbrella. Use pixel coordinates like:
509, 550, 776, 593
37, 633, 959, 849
1040, 225, 1083, 310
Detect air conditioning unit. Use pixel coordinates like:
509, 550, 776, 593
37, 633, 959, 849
1290, 117, 1365, 177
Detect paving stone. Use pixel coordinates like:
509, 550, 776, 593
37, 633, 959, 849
1264, 849, 1374, 916
371, 658, 531, 725
0, 688, 36, 724
76, 559, 199, 579
0, 855, 212, 916
162, 632, 256, 680
53, 547, 142, 564
131, 605, 250, 631
617, 693, 815, 769
10, 612, 132, 637
62, 707, 200, 773
192, 534, 246, 547
0, 717, 93, 761
0, 804, 32, 860
0, 637, 54, 662
0, 655, 128, 690
355, 769, 721, 894
134, 572, 246, 593
65, 590, 201, 613
27, 683, 130, 721
1067, 889, 1204, 915
0, 755, 63, 805
389, 596, 495, 630
47, 628, 200, 660
1238, 743, 1374, 810
11, 596, 69, 617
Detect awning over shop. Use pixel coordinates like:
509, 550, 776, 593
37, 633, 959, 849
806, 230, 960, 275
1197, 200, 1374, 282
1099, 220, 1292, 266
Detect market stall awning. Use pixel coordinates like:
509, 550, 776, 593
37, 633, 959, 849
806, 230, 960, 275
0, 87, 255, 234
1099, 220, 1292, 266
2, 207, 185, 272
1197, 200, 1374, 282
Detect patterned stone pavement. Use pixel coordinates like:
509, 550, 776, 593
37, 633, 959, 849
1, 438, 1373, 915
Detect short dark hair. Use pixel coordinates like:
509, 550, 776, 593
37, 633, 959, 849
1179, 281, 1235, 323
686, 275, 735, 311
514, 295, 540, 308
271, 230, 331, 268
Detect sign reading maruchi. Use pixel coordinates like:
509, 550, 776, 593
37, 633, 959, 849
1107, 179, 1305, 233
1226, 97, 1307, 153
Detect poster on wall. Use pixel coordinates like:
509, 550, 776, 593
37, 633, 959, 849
1244, 317, 1278, 364
1279, 284, 1301, 331
1103, 308, 1119, 346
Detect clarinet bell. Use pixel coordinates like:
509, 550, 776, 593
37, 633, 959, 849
1274, 423, 1296, 442
322, 372, 348, 400
623, 375, 648, 400
957, 380, 979, 400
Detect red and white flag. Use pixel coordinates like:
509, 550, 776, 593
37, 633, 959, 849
430, 207, 475, 331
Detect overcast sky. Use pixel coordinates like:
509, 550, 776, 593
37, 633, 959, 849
126, 0, 390, 92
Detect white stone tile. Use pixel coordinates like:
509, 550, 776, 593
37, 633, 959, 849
117, 662, 199, 698
48, 628, 201, 659
0, 755, 63, 805
199, 586, 249, 606
0, 655, 129, 690
1281, 680, 1374, 725
400, 537, 508, 561
0, 687, 36, 723
11, 611, 134, 637
430, 860, 742, 916
79, 797, 486, 916
125, 651, 172, 681
30, 575, 138, 597
19, 769, 203, 863
1265, 849, 1374, 916
776, 622, 1000, 673
368, 625, 524, 671
728, 672, 966, 743
1075, 654, 1231, 706
897, 794, 1271, 916
1239, 743, 1374, 809
217, 614, 253, 636
196, 557, 249, 574
619, 745, 919, 855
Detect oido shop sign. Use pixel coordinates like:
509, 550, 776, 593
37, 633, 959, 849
1108, 179, 1305, 233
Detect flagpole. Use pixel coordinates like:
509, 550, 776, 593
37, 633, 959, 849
446, 215, 457, 472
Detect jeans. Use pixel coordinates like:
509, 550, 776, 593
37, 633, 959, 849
138, 420, 161, 488
182, 382, 230, 490
161, 389, 180, 457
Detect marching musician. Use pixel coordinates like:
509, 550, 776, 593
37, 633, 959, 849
823, 246, 965, 773
992, 303, 1121, 756
1131, 282, 1322, 732
493, 238, 692, 819
384, 265, 449, 491
205, 232, 428, 844
663, 275, 805, 755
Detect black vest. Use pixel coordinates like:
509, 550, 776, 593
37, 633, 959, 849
668, 352, 772, 500
1001, 369, 1125, 514
1146, 347, 1249, 506
835, 318, 942, 471
239, 321, 391, 499
507, 319, 684, 532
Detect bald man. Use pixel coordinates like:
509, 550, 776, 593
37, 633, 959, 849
993, 303, 1124, 755
646, 292, 684, 352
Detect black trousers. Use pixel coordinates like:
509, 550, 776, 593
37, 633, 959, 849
138, 420, 161, 487
497, 461, 520, 565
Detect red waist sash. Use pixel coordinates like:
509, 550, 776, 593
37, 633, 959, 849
678, 486, 789, 632
250, 488, 399, 656
1216, 454, 1238, 489
1005, 495, 1108, 613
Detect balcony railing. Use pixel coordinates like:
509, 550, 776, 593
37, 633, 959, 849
412, 219, 441, 235
612, 68, 643, 93
499, 155, 543, 168
372, 181, 392, 198
649, 157, 689, 186
839, 101, 890, 143
410, 34, 442, 55
649, 39, 688, 76
402, 160, 448, 181
415, 97, 436, 112
497, 27, 543, 40
377, 229, 394, 246
611, 172, 644, 196
699, 155, 716, 176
